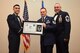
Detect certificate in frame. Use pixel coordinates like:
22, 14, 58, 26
23, 21, 43, 35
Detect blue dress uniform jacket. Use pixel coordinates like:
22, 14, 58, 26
54, 11, 71, 39
37, 16, 56, 46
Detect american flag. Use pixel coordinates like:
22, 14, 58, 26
23, 0, 29, 21
22, 0, 30, 51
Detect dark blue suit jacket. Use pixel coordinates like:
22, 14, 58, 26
7, 14, 22, 38
37, 16, 56, 45
7, 14, 22, 53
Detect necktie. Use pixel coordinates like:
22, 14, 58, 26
42, 16, 46, 23
42, 17, 44, 22
17, 16, 22, 27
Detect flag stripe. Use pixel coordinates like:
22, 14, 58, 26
22, 34, 30, 45
23, 41, 29, 50
23, 36, 30, 47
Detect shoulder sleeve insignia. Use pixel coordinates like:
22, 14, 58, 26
65, 15, 70, 22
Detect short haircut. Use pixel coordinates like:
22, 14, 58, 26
40, 8, 47, 11
55, 3, 60, 5
54, 3, 61, 7
13, 4, 20, 8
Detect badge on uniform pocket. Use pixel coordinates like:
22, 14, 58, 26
58, 15, 62, 23
46, 20, 50, 24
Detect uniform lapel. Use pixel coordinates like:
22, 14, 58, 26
13, 14, 21, 27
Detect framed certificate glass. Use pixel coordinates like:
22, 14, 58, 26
23, 21, 43, 35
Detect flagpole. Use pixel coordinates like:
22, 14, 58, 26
23, 49, 25, 53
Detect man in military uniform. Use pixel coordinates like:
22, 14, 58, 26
7, 4, 22, 53
37, 8, 56, 53
53, 3, 71, 53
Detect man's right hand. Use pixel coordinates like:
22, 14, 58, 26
43, 23, 46, 28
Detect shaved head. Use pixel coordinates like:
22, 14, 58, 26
54, 3, 61, 13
